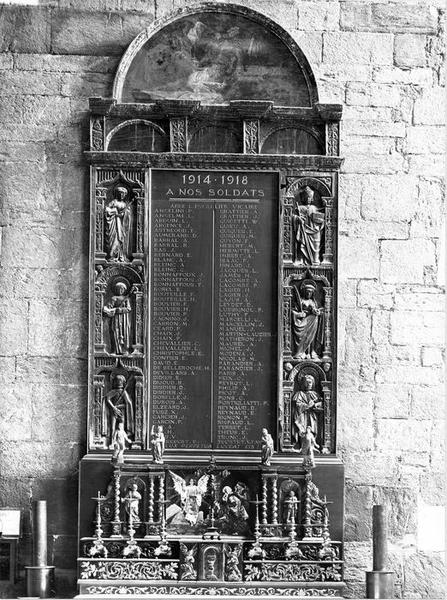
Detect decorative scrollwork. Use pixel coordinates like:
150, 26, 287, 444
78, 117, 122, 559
244, 562, 342, 582
80, 560, 178, 580
83, 584, 339, 596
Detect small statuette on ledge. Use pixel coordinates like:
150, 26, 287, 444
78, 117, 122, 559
260, 428, 274, 466
299, 425, 320, 470
151, 424, 165, 464
111, 421, 131, 465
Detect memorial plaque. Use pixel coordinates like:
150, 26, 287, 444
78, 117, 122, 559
150, 170, 279, 450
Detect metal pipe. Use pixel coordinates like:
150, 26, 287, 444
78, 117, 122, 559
32, 501, 47, 567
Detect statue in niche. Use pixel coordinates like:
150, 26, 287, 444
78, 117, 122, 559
260, 428, 274, 466
104, 185, 133, 262
293, 185, 324, 265
103, 281, 132, 355
283, 490, 299, 524
111, 421, 132, 464
104, 374, 134, 444
292, 280, 324, 360
292, 374, 323, 447
122, 483, 142, 524
151, 425, 165, 464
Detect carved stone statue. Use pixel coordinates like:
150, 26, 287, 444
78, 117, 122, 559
122, 483, 142, 523
293, 186, 324, 265
292, 280, 324, 360
111, 421, 131, 464
103, 282, 132, 355
260, 428, 274, 466
104, 374, 134, 444
151, 425, 165, 464
292, 374, 323, 446
218, 486, 249, 535
299, 425, 320, 468
105, 185, 132, 262
283, 490, 299, 524
168, 472, 209, 526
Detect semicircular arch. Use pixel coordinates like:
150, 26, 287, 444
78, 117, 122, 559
113, 3, 319, 107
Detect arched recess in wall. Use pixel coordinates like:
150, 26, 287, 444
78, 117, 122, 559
112, 3, 319, 107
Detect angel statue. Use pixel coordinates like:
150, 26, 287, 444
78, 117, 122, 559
292, 280, 324, 360
179, 543, 197, 580
150, 425, 165, 464
168, 472, 209, 526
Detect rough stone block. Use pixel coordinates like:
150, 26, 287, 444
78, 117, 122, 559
429, 420, 445, 471
375, 383, 411, 418
28, 299, 88, 358
413, 87, 445, 125
20, 96, 71, 127
0, 298, 28, 356
0, 226, 63, 269
0, 385, 32, 441
380, 239, 436, 284
372, 3, 438, 33
394, 33, 428, 68
343, 118, 405, 138
419, 471, 446, 504
357, 279, 394, 309
338, 278, 358, 308
297, 1, 340, 31
323, 32, 394, 65
16, 357, 61, 384
410, 178, 445, 238
338, 390, 374, 451
0, 71, 63, 97
406, 125, 445, 155
394, 287, 445, 312
0, 357, 16, 386
0, 6, 51, 53
371, 309, 391, 347
13, 268, 61, 299
344, 485, 373, 542
61, 72, 114, 99
341, 219, 409, 241
292, 32, 323, 67
373, 65, 433, 85
360, 174, 418, 222
342, 2, 438, 33
342, 152, 406, 175
390, 310, 444, 345
51, 9, 155, 55
315, 63, 372, 84
407, 153, 445, 177
376, 364, 442, 386
421, 345, 444, 366
59, 358, 89, 386
376, 418, 431, 453
411, 384, 444, 420
0, 53, 13, 70
14, 53, 119, 75
346, 82, 401, 108
31, 384, 86, 443
0, 441, 83, 479
339, 173, 362, 220
339, 235, 379, 278
342, 450, 402, 487
345, 135, 395, 155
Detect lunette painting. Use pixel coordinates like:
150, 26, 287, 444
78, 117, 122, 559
122, 12, 311, 106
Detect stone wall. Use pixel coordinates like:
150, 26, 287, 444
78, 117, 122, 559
0, 0, 444, 597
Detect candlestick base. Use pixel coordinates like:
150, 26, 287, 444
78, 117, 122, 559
25, 566, 55, 598
366, 570, 394, 599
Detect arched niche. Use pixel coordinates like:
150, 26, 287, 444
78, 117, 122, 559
113, 3, 319, 107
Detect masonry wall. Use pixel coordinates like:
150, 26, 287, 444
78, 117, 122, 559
0, 0, 444, 597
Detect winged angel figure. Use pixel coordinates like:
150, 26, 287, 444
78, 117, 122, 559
168, 472, 209, 526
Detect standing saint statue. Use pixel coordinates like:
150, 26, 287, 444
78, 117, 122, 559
293, 185, 325, 265
292, 374, 323, 447
104, 185, 133, 262
151, 425, 165, 464
122, 483, 142, 524
104, 374, 134, 445
260, 428, 274, 466
292, 280, 324, 360
103, 282, 132, 355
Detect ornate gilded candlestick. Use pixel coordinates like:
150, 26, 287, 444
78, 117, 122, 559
89, 491, 108, 558
248, 496, 265, 559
